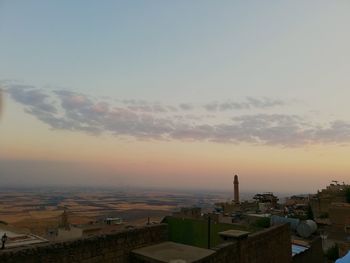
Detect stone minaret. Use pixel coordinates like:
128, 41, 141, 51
233, 174, 239, 204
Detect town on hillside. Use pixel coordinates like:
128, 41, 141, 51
0, 177, 349, 263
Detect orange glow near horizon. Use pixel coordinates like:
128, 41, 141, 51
1, 93, 350, 194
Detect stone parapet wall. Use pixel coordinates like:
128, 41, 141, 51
292, 237, 323, 263
0, 224, 168, 263
203, 224, 291, 263
0, 223, 293, 263
329, 203, 350, 228
239, 223, 292, 263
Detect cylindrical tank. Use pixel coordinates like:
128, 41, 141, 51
270, 215, 300, 231
296, 220, 317, 238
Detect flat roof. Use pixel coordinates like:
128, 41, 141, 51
292, 244, 309, 257
0, 230, 23, 238
218, 229, 250, 239
246, 213, 271, 218
132, 241, 215, 262
0, 228, 47, 248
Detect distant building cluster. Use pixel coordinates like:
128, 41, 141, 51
308, 182, 350, 259
171, 175, 327, 263
0, 176, 349, 262
46, 209, 125, 241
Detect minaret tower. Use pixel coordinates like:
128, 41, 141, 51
233, 174, 239, 204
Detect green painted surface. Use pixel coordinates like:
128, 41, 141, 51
162, 216, 259, 248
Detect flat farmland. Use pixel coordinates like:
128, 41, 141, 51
0, 187, 228, 235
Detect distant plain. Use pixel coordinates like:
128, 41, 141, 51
0, 187, 234, 235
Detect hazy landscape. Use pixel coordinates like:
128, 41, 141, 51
1, 1, 350, 262
0, 187, 236, 236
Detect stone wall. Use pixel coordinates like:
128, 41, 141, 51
239, 223, 292, 263
0, 224, 168, 263
205, 242, 239, 263
310, 185, 348, 219
310, 198, 333, 218
172, 207, 202, 219
204, 224, 292, 263
0, 223, 294, 263
292, 237, 324, 263
329, 203, 350, 228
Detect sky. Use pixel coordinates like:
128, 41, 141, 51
1, 1, 350, 194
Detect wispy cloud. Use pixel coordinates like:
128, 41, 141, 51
7, 84, 57, 113
203, 97, 285, 111
4, 82, 350, 146
179, 103, 194, 111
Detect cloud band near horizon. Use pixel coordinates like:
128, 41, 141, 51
3, 82, 350, 147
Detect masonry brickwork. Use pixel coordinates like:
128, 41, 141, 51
329, 203, 350, 228
292, 237, 323, 263
0, 223, 293, 263
194, 224, 291, 263
0, 224, 168, 263
188, 224, 291, 263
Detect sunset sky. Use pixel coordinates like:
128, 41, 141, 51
1, 1, 350, 193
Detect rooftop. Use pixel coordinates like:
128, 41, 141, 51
131, 241, 215, 263
218, 229, 250, 239
0, 228, 47, 248
292, 244, 309, 257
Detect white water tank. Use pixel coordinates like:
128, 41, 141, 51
296, 220, 317, 238
270, 215, 300, 231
